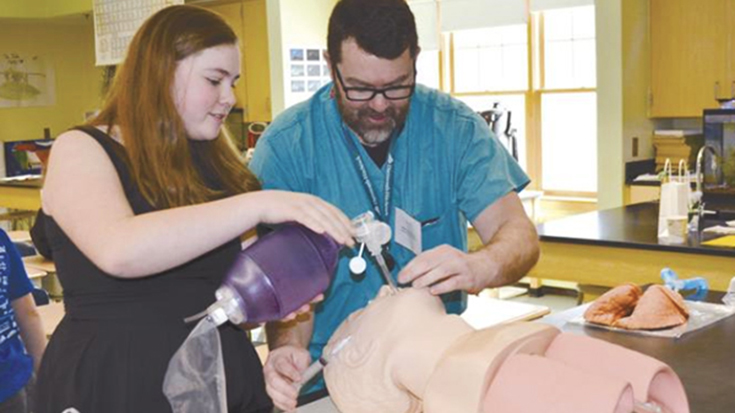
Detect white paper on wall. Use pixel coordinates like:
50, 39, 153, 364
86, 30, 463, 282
284, 46, 332, 109
93, 0, 184, 66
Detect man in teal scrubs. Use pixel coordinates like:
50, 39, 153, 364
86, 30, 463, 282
249, 0, 539, 410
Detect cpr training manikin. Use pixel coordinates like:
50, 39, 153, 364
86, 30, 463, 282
323, 286, 689, 413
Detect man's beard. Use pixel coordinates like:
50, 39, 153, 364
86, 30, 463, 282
336, 90, 409, 147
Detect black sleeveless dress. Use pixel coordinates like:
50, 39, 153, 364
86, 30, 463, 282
35, 126, 272, 413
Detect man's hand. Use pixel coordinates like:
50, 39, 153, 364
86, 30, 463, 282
263, 345, 312, 412
398, 192, 539, 295
397, 244, 492, 295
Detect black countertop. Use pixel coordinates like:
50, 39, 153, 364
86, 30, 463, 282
536, 202, 735, 258
542, 291, 735, 413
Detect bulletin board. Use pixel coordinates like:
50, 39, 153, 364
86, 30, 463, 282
93, 0, 184, 66
284, 47, 332, 109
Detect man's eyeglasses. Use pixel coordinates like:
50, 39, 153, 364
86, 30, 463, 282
334, 65, 416, 102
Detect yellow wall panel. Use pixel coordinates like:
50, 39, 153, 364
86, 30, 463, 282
0, 19, 103, 143
207, 0, 272, 122
0, 0, 92, 18
206, 2, 250, 116
242, 0, 271, 122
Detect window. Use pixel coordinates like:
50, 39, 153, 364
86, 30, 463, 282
540, 92, 597, 192
452, 25, 528, 93
416, 49, 441, 89
456, 94, 527, 171
450, 24, 529, 171
441, 5, 597, 197
543, 6, 596, 89
539, 6, 597, 194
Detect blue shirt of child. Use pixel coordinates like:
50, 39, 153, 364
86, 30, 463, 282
0, 229, 34, 403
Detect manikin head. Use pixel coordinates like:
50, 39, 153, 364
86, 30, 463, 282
323, 287, 473, 413
324, 287, 564, 413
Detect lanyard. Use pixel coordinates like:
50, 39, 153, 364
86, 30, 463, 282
341, 125, 395, 222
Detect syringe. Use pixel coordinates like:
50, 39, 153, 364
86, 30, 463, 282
298, 336, 352, 387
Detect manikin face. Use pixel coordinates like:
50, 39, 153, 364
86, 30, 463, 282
328, 38, 416, 147
173, 44, 240, 141
324, 287, 467, 413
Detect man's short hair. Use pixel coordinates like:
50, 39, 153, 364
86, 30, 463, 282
328, 0, 419, 64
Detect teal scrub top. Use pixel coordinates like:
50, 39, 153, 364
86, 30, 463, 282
249, 84, 529, 393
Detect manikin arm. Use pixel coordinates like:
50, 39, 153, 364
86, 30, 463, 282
544, 333, 689, 413
482, 354, 635, 413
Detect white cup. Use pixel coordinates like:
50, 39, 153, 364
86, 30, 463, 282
666, 215, 688, 243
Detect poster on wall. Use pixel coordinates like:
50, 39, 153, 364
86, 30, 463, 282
93, 0, 184, 66
285, 46, 332, 109
0, 53, 56, 108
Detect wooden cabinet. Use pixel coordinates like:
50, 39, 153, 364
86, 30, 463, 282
203, 0, 272, 122
649, 0, 732, 118
624, 184, 659, 205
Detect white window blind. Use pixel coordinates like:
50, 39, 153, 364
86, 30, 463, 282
531, 0, 594, 12
408, 0, 440, 51
440, 0, 526, 32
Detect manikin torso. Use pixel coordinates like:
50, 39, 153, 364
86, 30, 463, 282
323, 287, 689, 413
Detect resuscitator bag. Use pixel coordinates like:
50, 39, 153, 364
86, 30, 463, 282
163, 223, 340, 412
163, 318, 226, 412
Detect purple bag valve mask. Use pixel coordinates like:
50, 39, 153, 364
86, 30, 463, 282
165, 224, 340, 412
206, 223, 341, 326
165, 215, 391, 412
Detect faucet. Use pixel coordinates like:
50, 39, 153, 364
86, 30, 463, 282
695, 145, 719, 193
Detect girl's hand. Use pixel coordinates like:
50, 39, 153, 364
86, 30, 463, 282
254, 191, 355, 247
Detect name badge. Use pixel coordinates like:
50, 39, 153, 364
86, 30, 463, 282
394, 207, 422, 256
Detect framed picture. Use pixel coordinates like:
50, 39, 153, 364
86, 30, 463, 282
306, 49, 321, 61
290, 64, 305, 77
290, 48, 304, 61
291, 80, 305, 93
307, 65, 321, 77
285, 45, 333, 107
